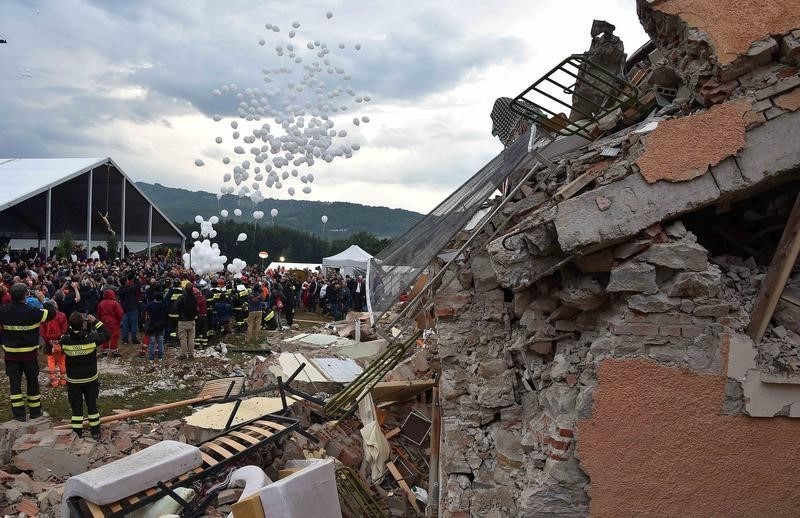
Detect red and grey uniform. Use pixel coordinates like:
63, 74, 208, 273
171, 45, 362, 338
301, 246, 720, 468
0, 301, 55, 419
60, 320, 109, 436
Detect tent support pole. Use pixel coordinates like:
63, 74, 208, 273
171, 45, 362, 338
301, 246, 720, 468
147, 205, 153, 259
86, 168, 93, 251
120, 176, 126, 259
45, 188, 52, 259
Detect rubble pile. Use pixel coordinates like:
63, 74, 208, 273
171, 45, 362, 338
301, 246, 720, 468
431, 0, 800, 514
0, 417, 184, 516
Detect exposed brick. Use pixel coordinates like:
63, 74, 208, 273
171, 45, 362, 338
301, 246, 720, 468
774, 87, 800, 111
750, 98, 774, 112
548, 453, 567, 461
681, 325, 704, 338
549, 438, 572, 450
754, 76, 800, 100
659, 325, 682, 337
558, 428, 575, 438
611, 322, 660, 336
765, 106, 788, 120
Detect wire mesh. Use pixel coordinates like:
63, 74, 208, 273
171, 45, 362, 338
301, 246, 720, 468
365, 128, 535, 324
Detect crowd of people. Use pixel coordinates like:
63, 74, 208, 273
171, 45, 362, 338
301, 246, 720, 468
0, 247, 369, 431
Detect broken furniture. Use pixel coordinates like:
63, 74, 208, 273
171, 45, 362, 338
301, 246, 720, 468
227, 459, 342, 518
63, 414, 298, 517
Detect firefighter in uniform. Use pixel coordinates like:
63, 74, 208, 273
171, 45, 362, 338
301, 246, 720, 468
0, 283, 56, 421
60, 312, 109, 438
165, 279, 183, 343
231, 282, 249, 332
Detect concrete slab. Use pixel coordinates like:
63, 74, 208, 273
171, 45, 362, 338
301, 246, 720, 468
333, 339, 386, 360
311, 357, 364, 383
269, 352, 328, 383
61, 440, 202, 517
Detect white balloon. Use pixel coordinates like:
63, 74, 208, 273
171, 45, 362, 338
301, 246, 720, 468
292, 21, 300, 28
195, 215, 203, 223
321, 215, 328, 223
288, 187, 295, 196
253, 210, 264, 219
213, 114, 222, 121
326, 11, 333, 19
302, 186, 312, 194
270, 208, 278, 218
215, 137, 223, 144
234, 208, 242, 216
237, 233, 247, 242
258, 39, 265, 46
194, 159, 205, 167
191, 231, 200, 239
222, 157, 230, 164
221, 209, 229, 217
209, 216, 219, 224
355, 43, 362, 50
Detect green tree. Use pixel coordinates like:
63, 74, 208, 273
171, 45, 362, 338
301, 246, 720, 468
106, 235, 119, 260
55, 231, 75, 259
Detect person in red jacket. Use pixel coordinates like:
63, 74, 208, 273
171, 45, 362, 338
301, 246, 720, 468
40, 300, 68, 387
96, 289, 123, 357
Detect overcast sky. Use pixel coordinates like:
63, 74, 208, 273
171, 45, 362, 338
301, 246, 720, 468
0, 0, 648, 213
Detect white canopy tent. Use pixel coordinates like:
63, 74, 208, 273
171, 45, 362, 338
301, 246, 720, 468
322, 244, 372, 277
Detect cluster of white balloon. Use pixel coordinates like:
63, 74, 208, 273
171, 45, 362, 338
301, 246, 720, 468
184, 214, 254, 276
195, 9, 372, 210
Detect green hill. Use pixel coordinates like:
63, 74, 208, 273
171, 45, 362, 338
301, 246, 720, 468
136, 182, 422, 238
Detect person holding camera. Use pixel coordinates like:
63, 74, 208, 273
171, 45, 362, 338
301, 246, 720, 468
60, 312, 109, 439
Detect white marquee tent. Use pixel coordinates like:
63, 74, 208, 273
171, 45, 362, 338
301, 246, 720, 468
322, 244, 372, 277
0, 158, 185, 257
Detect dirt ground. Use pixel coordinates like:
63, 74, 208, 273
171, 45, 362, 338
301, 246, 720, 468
0, 309, 330, 424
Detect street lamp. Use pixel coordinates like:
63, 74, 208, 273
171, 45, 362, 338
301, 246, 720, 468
258, 251, 268, 272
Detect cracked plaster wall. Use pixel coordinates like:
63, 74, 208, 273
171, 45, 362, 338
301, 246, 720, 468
577, 346, 800, 518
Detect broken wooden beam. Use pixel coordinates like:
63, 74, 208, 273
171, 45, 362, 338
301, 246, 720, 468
748, 193, 800, 342
387, 460, 422, 515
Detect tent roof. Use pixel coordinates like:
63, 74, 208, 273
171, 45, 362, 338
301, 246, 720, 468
0, 158, 106, 211
322, 244, 372, 267
0, 157, 185, 240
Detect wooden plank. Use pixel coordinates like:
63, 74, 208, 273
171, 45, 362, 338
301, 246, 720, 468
109, 502, 123, 513
200, 451, 219, 466
371, 380, 435, 405
242, 425, 274, 438
216, 436, 248, 452
748, 193, 800, 342
386, 460, 421, 515
385, 427, 402, 440
554, 160, 611, 201
85, 501, 105, 518
254, 419, 287, 431
229, 430, 262, 445
780, 293, 800, 309
203, 441, 234, 459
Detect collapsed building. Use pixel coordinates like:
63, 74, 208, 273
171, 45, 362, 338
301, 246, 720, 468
3, 1, 800, 516
432, 0, 800, 516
